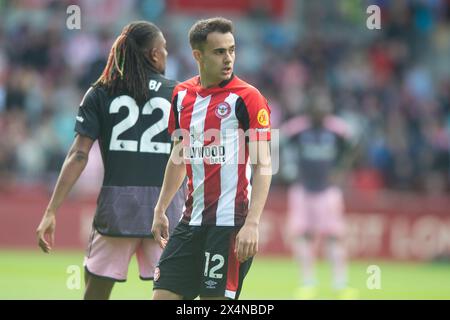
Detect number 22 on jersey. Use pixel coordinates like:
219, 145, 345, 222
109, 95, 171, 154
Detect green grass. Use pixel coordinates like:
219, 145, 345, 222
1, 250, 450, 299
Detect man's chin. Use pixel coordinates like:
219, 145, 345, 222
221, 73, 233, 80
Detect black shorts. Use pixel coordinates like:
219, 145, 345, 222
153, 221, 253, 300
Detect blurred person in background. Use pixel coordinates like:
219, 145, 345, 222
35, 21, 185, 300
281, 89, 358, 299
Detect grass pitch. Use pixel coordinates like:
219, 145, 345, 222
1, 250, 449, 300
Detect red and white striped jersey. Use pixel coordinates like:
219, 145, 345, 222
168, 75, 271, 226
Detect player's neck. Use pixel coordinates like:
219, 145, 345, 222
199, 75, 222, 89
198, 65, 228, 89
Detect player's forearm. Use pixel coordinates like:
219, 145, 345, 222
155, 152, 186, 212
245, 162, 272, 226
46, 149, 89, 213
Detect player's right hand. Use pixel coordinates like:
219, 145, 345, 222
152, 210, 169, 249
36, 210, 56, 253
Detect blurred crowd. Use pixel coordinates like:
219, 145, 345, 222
0, 0, 449, 194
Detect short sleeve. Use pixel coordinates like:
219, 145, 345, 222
168, 94, 179, 135
74, 87, 100, 140
242, 89, 271, 141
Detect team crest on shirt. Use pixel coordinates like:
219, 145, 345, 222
215, 102, 232, 119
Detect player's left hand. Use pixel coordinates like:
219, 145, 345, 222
235, 222, 259, 263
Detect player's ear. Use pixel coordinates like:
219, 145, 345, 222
149, 47, 158, 63
192, 49, 202, 63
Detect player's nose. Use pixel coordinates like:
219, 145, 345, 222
224, 52, 233, 64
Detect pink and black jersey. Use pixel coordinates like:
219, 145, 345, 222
74, 72, 185, 237
282, 115, 351, 192
168, 75, 271, 227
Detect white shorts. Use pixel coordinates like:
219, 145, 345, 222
287, 185, 345, 238
83, 229, 162, 281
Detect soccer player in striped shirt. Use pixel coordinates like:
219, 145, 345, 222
151, 17, 272, 300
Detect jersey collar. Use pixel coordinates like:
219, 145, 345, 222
219, 73, 235, 87
196, 74, 235, 92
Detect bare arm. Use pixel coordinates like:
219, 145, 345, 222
36, 135, 94, 253
152, 140, 186, 248
235, 140, 272, 262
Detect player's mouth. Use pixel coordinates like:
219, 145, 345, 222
222, 66, 232, 76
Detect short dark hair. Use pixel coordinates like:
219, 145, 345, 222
189, 17, 234, 50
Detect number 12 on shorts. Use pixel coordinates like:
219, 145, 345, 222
204, 252, 225, 279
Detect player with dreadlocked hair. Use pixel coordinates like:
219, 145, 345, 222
36, 21, 186, 299
94, 21, 166, 104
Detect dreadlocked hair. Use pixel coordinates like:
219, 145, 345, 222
93, 21, 162, 104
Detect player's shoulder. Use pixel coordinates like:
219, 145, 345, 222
281, 116, 311, 137
173, 76, 199, 94
80, 85, 106, 107
147, 73, 178, 99
323, 115, 351, 139
230, 76, 264, 100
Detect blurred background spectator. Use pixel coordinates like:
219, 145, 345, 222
0, 0, 449, 195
